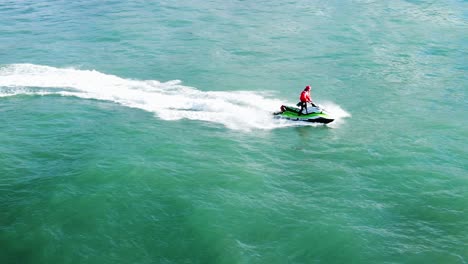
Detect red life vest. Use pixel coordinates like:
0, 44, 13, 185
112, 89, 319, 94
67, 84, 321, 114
300, 90, 311, 102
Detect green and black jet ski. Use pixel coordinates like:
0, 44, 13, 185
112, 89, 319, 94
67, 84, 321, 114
273, 104, 334, 124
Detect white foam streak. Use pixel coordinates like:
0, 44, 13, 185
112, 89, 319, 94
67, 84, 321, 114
0, 64, 350, 130
319, 101, 352, 128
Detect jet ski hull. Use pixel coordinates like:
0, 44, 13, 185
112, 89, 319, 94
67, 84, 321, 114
273, 105, 334, 124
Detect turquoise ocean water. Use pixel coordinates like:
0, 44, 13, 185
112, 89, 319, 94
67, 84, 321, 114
1, 0, 467, 263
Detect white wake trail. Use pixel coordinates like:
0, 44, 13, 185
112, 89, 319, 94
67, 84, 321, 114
0, 64, 350, 130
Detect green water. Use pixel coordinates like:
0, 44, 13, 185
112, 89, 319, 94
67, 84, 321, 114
1, 0, 467, 263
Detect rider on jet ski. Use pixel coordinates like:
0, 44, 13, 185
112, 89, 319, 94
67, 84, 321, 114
297, 85, 317, 115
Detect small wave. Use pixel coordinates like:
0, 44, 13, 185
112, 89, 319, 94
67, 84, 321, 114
0, 64, 350, 130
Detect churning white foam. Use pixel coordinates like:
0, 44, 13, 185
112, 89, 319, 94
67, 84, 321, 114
0, 64, 350, 130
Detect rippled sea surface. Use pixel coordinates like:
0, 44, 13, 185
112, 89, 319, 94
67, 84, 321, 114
1, 0, 467, 263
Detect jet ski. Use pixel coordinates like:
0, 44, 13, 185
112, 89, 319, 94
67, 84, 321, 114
273, 104, 334, 124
